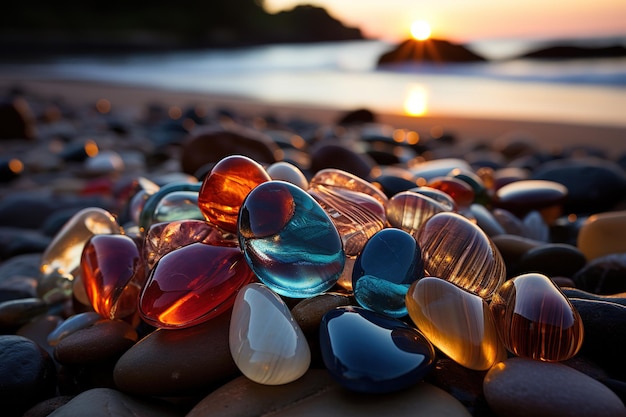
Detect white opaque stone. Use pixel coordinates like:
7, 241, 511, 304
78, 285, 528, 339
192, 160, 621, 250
266, 161, 309, 190
229, 283, 311, 385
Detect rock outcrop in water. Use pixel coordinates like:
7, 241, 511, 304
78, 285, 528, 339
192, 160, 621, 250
377, 38, 487, 66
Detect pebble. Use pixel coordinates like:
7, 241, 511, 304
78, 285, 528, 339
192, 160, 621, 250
483, 357, 626, 417
572, 253, 626, 294
577, 210, 626, 261
0, 297, 48, 330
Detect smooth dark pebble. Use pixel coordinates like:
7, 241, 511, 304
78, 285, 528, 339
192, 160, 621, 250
515, 243, 586, 278
0, 297, 48, 331
22, 395, 73, 417
572, 253, 626, 294
309, 143, 376, 181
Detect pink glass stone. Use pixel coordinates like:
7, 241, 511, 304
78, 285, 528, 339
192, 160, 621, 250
490, 273, 584, 362
308, 185, 386, 257
139, 242, 255, 329
406, 277, 507, 371
198, 155, 272, 233
309, 168, 389, 206
80, 234, 145, 320
417, 212, 506, 299
385, 191, 451, 239
41, 207, 121, 279
143, 219, 237, 271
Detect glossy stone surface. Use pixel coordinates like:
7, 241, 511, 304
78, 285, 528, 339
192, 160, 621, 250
138, 181, 202, 233
139, 242, 254, 329
577, 210, 626, 261
352, 228, 423, 318
229, 283, 310, 385
143, 219, 237, 271
410, 158, 473, 183
426, 177, 475, 209
417, 212, 506, 299
198, 155, 271, 233
47, 312, 102, 346
152, 190, 203, 223
80, 234, 144, 320
490, 273, 584, 361
494, 179, 568, 218
238, 180, 345, 298
408, 186, 456, 211
319, 305, 435, 393
40, 207, 121, 279
309, 168, 388, 206
308, 183, 386, 257
266, 161, 309, 190
405, 277, 506, 371
386, 191, 451, 238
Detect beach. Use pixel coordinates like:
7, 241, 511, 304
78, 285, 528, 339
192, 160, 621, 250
1, 67, 626, 417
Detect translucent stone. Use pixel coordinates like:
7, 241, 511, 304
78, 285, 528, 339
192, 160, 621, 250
336, 256, 356, 291
408, 186, 456, 211
410, 158, 473, 183
152, 190, 203, 223
405, 277, 506, 370
386, 191, 451, 238
198, 155, 272, 233
577, 210, 626, 261
127, 177, 161, 225
138, 181, 202, 233
448, 168, 490, 205
352, 228, 423, 318
309, 168, 388, 206
319, 305, 435, 393
229, 283, 310, 385
143, 219, 237, 271
238, 180, 345, 298
308, 184, 386, 257
417, 212, 506, 299
266, 161, 309, 190
40, 207, 121, 279
47, 312, 102, 346
80, 234, 145, 320
426, 177, 475, 209
139, 242, 254, 329
490, 273, 584, 362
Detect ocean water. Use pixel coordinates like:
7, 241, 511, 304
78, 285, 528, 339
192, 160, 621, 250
2, 39, 625, 127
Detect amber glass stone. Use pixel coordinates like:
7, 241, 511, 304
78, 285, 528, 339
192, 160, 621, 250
139, 242, 254, 329
386, 191, 451, 238
490, 273, 584, 362
406, 277, 506, 371
41, 207, 121, 279
309, 168, 389, 206
198, 155, 272, 233
308, 184, 386, 256
417, 212, 506, 299
80, 234, 145, 320
143, 219, 237, 271
426, 177, 475, 209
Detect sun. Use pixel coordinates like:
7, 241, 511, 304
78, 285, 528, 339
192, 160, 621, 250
410, 20, 432, 41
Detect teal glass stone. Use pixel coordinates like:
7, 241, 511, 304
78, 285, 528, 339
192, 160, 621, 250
238, 180, 345, 298
352, 228, 424, 318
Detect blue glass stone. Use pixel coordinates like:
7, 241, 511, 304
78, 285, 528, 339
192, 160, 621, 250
238, 180, 345, 298
353, 228, 424, 318
153, 191, 204, 223
138, 181, 202, 232
319, 306, 435, 393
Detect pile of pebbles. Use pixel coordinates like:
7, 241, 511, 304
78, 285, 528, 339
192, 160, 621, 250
1, 85, 626, 417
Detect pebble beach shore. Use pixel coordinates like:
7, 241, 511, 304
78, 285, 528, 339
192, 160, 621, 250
1, 77, 626, 417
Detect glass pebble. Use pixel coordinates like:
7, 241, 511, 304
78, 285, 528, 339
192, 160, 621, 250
309, 168, 389, 206
198, 155, 271, 233
319, 305, 435, 393
386, 191, 451, 238
490, 273, 584, 362
229, 283, 310, 385
417, 212, 506, 299
426, 176, 475, 209
80, 234, 145, 320
352, 228, 423, 318
152, 190, 203, 223
138, 181, 202, 233
405, 277, 506, 370
238, 180, 345, 298
139, 242, 254, 329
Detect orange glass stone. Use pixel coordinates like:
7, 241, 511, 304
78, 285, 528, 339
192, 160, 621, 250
417, 212, 506, 299
490, 273, 584, 362
406, 277, 507, 370
143, 219, 238, 271
80, 234, 145, 320
198, 155, 272, 233
427, 176, 475, 209
139, 242, 254, 329
385, 191, 451, 238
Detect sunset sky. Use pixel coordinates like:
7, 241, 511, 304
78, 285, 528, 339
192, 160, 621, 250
264, 0, 626, 43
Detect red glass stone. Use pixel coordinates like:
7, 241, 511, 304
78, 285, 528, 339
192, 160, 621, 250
80, 234, 145, 320
198, 155, 272, 233
143, 219, 238, 271
139, 242, 255, 329
427, 176, 475, 209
